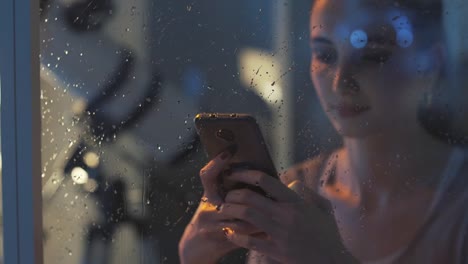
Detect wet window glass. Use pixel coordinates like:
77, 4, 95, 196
39, 0, 468, 263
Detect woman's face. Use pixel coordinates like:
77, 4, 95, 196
310, 0, 440, 138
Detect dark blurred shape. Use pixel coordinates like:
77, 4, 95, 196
64, 0, 114, 32
40, 0, 51, 17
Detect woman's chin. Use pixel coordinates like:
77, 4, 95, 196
332, 121, 382, 139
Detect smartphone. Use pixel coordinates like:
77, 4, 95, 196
194, 113, 278, 198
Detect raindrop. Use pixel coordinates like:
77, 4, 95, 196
186, 5, 192, 11
187, 144, 193, 150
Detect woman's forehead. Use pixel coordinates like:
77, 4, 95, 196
310, 0, 408, 39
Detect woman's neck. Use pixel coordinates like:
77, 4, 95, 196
341, 126, 455, 211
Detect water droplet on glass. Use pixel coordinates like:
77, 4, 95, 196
186, 5, 192, 11
125, 28, 130, 32
187, 144, 193, 150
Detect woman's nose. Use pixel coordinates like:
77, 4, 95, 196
332, 63, 360, 95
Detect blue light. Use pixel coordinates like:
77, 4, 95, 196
387, 12, 414, 48
397, 28, 414, 48
350, 29, 368, 49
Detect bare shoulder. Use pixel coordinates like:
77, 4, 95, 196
278, 152, 330, 192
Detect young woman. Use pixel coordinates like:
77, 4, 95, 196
179, 0, 468, 263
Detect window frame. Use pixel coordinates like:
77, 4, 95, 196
0, 0, 43, 263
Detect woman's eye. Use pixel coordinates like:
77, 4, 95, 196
361, 50, 392, 63
312, 49, 337, 65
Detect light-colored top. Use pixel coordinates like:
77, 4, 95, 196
247, 148, 468, 264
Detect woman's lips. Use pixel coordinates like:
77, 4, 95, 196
329, 103, 370, 118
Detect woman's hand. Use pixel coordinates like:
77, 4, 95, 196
218, 170, 359, 264
178, 151, 262, 264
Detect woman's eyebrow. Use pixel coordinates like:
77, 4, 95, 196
309, 36, 333, 46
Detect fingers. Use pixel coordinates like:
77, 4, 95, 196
224, 230, 276, 257
219, 203, 277, 235
224, 188, 277, 216
218, 219, 261, 235
228, 170, 299, 202
197, 201, 260, 233
288, 180, 333, 213
199, 149, 233, 205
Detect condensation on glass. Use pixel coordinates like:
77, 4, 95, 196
39, 0, 468, 264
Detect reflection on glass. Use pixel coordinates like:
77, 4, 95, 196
39, 0, 468, 263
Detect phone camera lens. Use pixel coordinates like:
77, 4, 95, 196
216, 129, 235, 142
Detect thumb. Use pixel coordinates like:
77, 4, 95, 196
287, 180, 312, 202
199, 147, 235, 205
287, 180, 332, 213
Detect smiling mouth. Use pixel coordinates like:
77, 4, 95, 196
329, 103, 371, 118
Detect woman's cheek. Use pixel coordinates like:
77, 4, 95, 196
311, 62, 333, 83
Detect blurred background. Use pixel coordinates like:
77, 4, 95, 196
0, 0, 466, 263
37, 1, 336, 263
